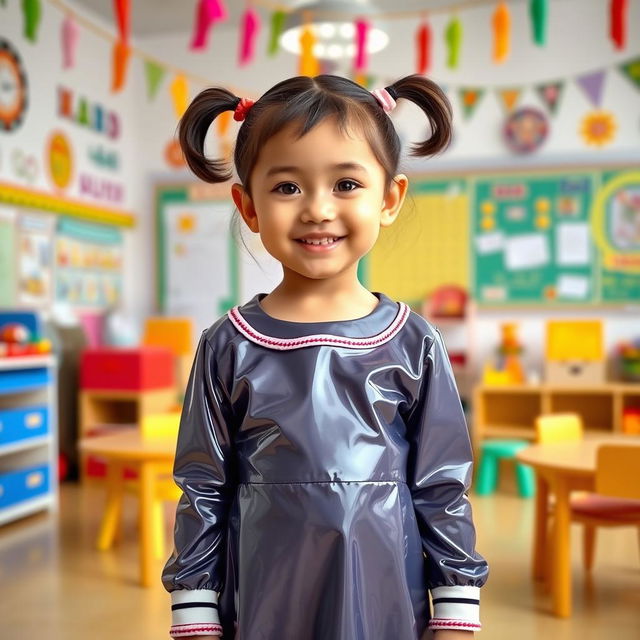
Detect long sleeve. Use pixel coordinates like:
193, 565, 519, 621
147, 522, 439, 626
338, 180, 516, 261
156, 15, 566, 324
162, 333, 237, 638
403, 329, 488, 633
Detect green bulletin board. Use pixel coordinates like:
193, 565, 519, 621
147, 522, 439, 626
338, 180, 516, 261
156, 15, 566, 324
472, 169, 640, 305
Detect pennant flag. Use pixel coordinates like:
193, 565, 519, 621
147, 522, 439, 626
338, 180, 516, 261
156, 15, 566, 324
239, 6, 260, 65
22, 0, 42, 43
529, 0, 548, 46
190, 0, 227, 50
445, 15, 462, 69
299, 25, 319, 77
170, 74, 189, 119
145, 60, 166, 100
577, 69, 606, 107
111, 40, 131, 92
267, 10, 286, 56
536, 80, 564, 114
113, 0, 131, 42
609, 0, 628, 50
217, 110, 232, 137
416, 20, 431, 74
61, 13, 79, 69
498, 87, 522, 113
619, 57, 640, 89
493, 1, 510, 63
354, 19, 370, 72
459, 88, 484, 119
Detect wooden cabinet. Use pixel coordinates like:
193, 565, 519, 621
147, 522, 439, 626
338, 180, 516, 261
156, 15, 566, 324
0, 356, 57, 526
472, 383, 640, 449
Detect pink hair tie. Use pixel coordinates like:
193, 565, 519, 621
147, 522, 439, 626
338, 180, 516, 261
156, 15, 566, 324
234, 97, 255, 121
371, 87, 397, 113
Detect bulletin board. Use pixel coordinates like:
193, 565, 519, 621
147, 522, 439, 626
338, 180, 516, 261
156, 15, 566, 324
368, 178, 469, 306
472, 169, 640, 305
155, 182, 282, 334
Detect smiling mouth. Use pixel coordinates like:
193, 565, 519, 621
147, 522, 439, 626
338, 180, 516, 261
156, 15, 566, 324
296, 236, 345, 246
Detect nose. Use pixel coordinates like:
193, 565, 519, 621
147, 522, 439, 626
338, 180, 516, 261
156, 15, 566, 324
300, 190, 337, 223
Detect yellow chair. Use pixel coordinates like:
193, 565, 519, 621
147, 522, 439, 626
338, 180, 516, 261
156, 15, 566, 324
570, 444, 640, 571
535, 412, 584, 444
96, 412, 182, 559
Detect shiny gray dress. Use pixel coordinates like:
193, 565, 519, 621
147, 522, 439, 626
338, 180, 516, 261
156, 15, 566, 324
162, 292, 488, 639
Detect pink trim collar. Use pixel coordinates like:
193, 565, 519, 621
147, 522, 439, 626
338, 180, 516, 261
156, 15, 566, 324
227, 302, 410, 350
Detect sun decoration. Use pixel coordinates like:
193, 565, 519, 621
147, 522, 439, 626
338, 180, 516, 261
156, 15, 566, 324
580, 110, 617, 147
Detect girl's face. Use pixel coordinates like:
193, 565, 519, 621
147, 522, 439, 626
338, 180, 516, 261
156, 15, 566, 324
232, 117, 408, 284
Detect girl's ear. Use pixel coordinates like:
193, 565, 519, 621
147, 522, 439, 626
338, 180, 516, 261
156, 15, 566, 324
380, 174, 409, 228
231, 183, 259, 233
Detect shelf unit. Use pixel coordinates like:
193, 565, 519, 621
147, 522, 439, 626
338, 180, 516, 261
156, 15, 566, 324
472, 382, 640, 449
0, 356, 58, 527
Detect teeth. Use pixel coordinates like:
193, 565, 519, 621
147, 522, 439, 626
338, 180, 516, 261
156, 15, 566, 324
300, 237, 340, 245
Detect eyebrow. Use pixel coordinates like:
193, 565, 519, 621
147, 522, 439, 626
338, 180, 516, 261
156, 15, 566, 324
265, 162, 369, 178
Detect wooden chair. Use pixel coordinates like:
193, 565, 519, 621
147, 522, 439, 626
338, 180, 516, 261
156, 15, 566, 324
570, 444, 640, 571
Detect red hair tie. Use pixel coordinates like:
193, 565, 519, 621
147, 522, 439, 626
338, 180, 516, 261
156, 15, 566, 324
233, 97, 255, 122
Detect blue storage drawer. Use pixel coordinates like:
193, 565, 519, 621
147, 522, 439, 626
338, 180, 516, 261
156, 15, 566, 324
0, 406, 49, 447
0, 368, 50, 395
0, 464, 50, 509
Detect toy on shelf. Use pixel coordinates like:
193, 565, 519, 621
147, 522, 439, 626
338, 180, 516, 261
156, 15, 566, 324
424, 284, 467, 319
482, 322, 525, 385
617, 338, 640, 382
622, 408, 640, 434
0, 312, 52, 358
545, 320, 605, 385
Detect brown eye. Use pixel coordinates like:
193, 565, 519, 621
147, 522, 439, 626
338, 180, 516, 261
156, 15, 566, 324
336, 179, 360, 192
274, 183, 300, 195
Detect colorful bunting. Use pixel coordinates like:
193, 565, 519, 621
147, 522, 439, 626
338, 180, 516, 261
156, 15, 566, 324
459, 88, 484, 119
22, 0, 42, 43
113, 0, 130, 42
498, 88, 522, 113
577, 70, 606, 107
354, 19, 370, 73
445, 15, 462, 69
239, 6, 260, 66
61, 13, 79, 69
619, 57, 640, 89
609, 0, 628, 50
267, 10, 286, 56
529, 0, 548, 46
535, 81, 564, 114
492, 1, 510, 63
111, 40, 131, 92
416, 20, 431, 74
144, 60, 166, 100
190, 0, 227, 51
170, 75, 189, 119
217, 110, 233, 137
299, 24, 319, 77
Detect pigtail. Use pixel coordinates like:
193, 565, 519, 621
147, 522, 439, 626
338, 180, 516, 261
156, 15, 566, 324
178, 87, 240, 183
389, 74, 452, 157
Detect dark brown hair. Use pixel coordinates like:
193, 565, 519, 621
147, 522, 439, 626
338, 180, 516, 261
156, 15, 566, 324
179, 74, 452, 194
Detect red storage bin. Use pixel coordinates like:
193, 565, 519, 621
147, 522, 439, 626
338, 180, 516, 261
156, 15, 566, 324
80, 347, 175, 390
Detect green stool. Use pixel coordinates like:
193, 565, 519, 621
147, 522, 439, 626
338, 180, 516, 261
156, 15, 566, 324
475, 439, 535, 497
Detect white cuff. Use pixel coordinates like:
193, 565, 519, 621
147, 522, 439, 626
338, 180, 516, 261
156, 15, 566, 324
170, 589, 222, 637
429, 585, 481, 632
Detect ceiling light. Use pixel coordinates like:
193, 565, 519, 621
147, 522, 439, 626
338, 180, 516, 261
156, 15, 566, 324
279, 0, 389, 60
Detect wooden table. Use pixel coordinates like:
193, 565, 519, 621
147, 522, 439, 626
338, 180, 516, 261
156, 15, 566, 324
79, 430, 178, 587
516, 435, 640, 618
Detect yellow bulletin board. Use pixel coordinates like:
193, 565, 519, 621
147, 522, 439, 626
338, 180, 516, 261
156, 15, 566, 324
368, 179, 469, 305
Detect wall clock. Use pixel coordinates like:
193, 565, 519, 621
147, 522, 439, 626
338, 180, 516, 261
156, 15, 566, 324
0, 38, 28, 132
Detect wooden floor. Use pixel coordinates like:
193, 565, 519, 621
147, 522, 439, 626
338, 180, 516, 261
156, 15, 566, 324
0, 481, 638, 639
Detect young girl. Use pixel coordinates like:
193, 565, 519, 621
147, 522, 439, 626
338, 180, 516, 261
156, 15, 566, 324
162, 74, 488, 640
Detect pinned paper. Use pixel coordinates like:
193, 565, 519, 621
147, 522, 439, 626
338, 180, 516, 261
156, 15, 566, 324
557, 274, 590, 299
493, 1, 510, 63
61, 13, 79, 69
354, 19, 370, 72
529, 0, 548, 46
416, 20, 431, 74
505, 234, 549, 270
610, 0, 628, 50
476, 232, 505, 254
267, 10, 286, 56
556, 223, 590, 266
445, 15, 462, 69
22, 0, 42, 42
